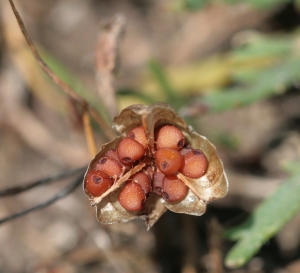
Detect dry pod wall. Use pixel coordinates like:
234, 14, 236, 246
83, 103, 228, 229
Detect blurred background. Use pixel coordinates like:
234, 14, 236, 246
1, 0, 300, 272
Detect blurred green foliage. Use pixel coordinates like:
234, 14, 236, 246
174, 0, 297, 10
224, 162, 300, 268
40, 48, 111, 125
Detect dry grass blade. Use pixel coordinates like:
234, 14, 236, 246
7, 0, 116, 141
82, 107, 98, 157
95, 14, 125, 119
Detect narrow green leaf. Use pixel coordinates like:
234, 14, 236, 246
224, 169, 300, 268
220, 0, 291, 9
200, 58, 300, 112
148, 60, 178, 102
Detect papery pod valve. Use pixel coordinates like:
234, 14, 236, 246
83, 103, 228, 229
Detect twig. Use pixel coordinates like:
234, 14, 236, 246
0, 174, 84, 225
0, 167, 86, 197
7, 0, 116, 141
82, 107, 98, 157
95, 14, 125, 119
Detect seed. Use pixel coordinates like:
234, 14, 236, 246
156, 125, 185, 150
105, 149, 133, 171
118, 182, 146, 211
131, 172, 151, 196
153, 171, 165, 195
128, 126, 148, 148
95, 156, 122, 178
117, 137, 145, 164
85, 170, 114, 197
162, 175, 188, 202
155, 148, 182, 175
179, 149, 208, 178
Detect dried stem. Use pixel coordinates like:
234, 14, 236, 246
95, 14, 125, 119
0, 174, 84, 225
7, 0, 116, 141
82, 107, 98, 157
0, 167, 86, 197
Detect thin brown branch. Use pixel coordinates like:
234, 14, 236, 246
0, 174, 84, 225
0, 167, 86, 197
7, 0, 116, 141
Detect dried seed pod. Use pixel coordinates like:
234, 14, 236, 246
153, 171, 165, 195
95, 156, 123, 178
128, 126, 148, 148
155, 148, 182, 175
162, 175, 188, 202
156, 125, 185, 150
84, 103, 228, 229
117, 137, 145, 163
131, 172, 151, 196
85, 170, 114, 197
180, 149, 208, 178
118, 182, 146, 211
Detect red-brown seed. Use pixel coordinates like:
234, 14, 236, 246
117, 137, 145, 164
128, 126, 148, 148
105, 149, 119, 161
180, 147, 193, 157
162, 175, 188, 202
85, 170, 114, 197
105, 149, 133, 171
131, 172, 151, 195
153, 171, 165, 195
95, 156, 123, 178
180, 149, 208, 178
118, 182, 146, 211
156, 125, 185, 150
155, 148, 183, 175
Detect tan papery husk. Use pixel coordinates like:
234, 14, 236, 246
83, 103, 228, 228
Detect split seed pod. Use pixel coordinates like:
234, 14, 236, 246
83, 103, 228, 229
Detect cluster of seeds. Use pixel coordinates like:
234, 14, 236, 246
85, 125, 208, 212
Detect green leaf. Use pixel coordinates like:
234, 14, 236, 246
200, 57, 300, 112
220, 0, 291, 9
184, 0, 209, 10
148, 60, 177, 101
224, 168, 300, 268
231, 37, 291, 62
